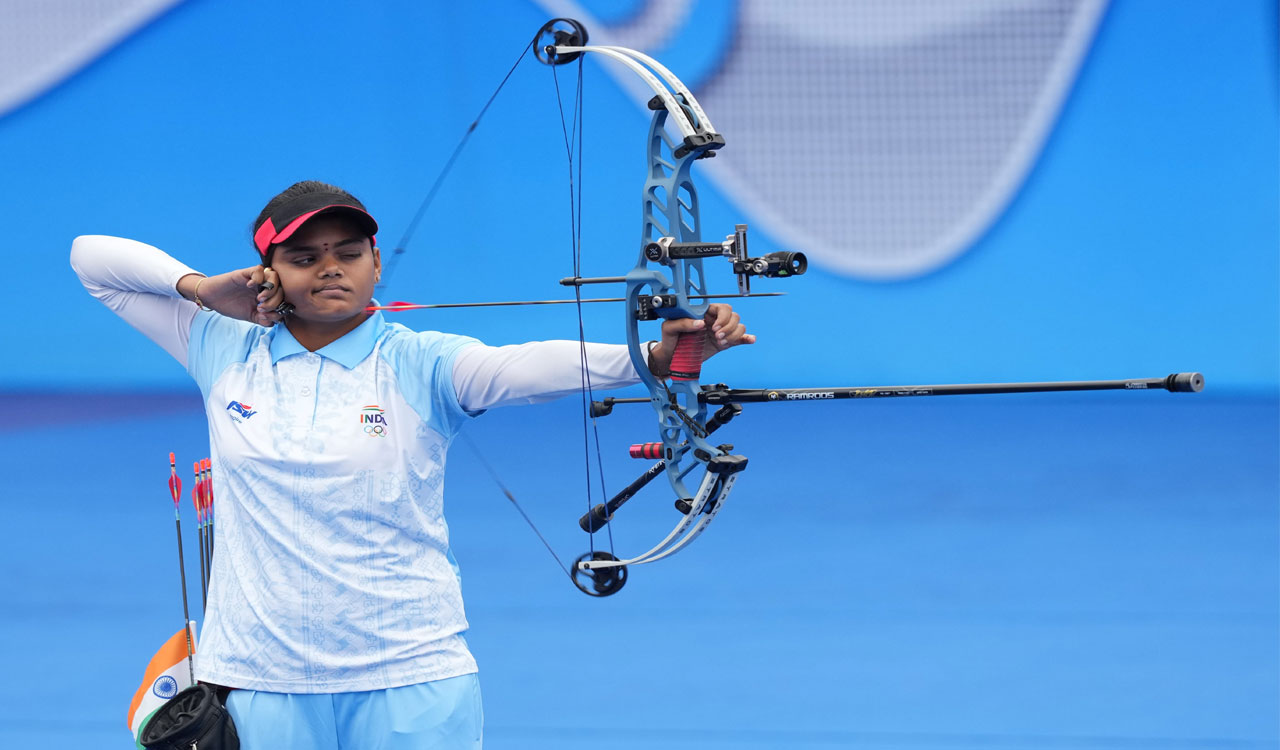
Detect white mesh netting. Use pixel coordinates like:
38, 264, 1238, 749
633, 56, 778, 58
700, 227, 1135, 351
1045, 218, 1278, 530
537, 0, 1108, 278
0, 0, 180, 118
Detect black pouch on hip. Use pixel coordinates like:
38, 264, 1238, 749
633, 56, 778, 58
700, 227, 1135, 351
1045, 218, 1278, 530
140, 683, 239, 750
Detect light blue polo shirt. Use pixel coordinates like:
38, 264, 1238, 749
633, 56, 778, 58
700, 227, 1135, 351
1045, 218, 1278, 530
186, 309, 483, 693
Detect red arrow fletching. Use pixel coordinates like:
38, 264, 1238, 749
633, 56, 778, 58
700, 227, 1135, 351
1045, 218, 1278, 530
192, 461, 203, 518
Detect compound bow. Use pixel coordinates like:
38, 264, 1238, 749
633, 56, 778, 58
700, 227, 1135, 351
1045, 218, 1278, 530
377, 18, 1203, 598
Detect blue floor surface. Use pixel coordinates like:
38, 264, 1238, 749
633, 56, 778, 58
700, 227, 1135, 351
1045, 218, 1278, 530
0, 392, 1275, 748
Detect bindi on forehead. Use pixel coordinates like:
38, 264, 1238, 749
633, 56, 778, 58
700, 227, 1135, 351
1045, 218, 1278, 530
280, 236, 365, 254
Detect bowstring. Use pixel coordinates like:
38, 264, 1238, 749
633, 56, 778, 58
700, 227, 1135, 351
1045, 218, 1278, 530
552, 57, 616, 561
458, 434, 574, 580
381, 34, 588, 583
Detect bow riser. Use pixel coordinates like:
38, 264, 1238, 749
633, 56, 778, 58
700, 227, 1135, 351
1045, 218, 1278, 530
623, 104, 732, 533
543, 28, 794, 586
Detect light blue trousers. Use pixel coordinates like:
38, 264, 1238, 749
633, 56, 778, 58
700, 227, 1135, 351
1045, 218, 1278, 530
225, 673, 483, 749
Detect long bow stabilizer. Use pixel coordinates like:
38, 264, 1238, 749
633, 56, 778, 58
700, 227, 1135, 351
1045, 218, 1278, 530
593, 372, 1205, 414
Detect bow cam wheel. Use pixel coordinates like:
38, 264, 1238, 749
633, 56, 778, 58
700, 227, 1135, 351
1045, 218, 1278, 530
572, 551, 627, 597
534, 18, 589, 66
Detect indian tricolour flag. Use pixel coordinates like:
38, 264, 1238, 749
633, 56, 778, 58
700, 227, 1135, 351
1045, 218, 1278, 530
127, 621, 197, 748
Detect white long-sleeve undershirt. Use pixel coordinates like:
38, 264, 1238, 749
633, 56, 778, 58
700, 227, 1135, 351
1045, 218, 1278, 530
69, 235, 646, 410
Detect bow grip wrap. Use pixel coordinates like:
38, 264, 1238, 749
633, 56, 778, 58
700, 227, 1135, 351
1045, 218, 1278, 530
668, 328, 706, 381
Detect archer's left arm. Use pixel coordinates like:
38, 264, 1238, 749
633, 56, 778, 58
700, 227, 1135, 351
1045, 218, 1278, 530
452, 304, 754, 411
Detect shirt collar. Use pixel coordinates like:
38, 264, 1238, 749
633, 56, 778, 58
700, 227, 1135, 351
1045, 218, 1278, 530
269, 311, 387, 368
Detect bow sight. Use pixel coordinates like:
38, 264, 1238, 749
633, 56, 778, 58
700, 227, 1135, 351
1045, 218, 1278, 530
643, 225, 809, 295
564, 224, 808, 316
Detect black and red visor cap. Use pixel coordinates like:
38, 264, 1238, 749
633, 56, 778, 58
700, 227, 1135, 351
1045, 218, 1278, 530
253, 192, 379, 256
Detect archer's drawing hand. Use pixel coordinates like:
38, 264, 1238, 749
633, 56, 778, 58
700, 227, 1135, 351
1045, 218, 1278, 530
177, 267, 288, 327
649, 303, 755, 376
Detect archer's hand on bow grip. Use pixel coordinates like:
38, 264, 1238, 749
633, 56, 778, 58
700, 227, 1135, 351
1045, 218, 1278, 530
649, 304, 756, 378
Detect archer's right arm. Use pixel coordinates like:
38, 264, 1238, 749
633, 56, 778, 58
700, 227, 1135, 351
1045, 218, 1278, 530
71, 235, 287, 367
70, 235, 204, 367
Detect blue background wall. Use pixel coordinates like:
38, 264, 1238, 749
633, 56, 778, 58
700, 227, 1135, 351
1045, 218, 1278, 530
0, 0, 1274, 392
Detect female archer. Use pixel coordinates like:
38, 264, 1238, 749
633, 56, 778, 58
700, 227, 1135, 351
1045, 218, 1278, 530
70, 180, 753, 749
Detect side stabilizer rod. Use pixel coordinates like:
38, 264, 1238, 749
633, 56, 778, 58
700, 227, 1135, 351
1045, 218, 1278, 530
578, 405, 743, 532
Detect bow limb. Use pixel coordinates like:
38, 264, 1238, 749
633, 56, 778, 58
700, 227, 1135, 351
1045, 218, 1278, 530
580, 462, 745, 570
591, 45, 721, 136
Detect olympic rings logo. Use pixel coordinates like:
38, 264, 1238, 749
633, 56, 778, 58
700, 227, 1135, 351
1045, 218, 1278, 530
361, 405, 389, 437
358, 406, 386, 435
